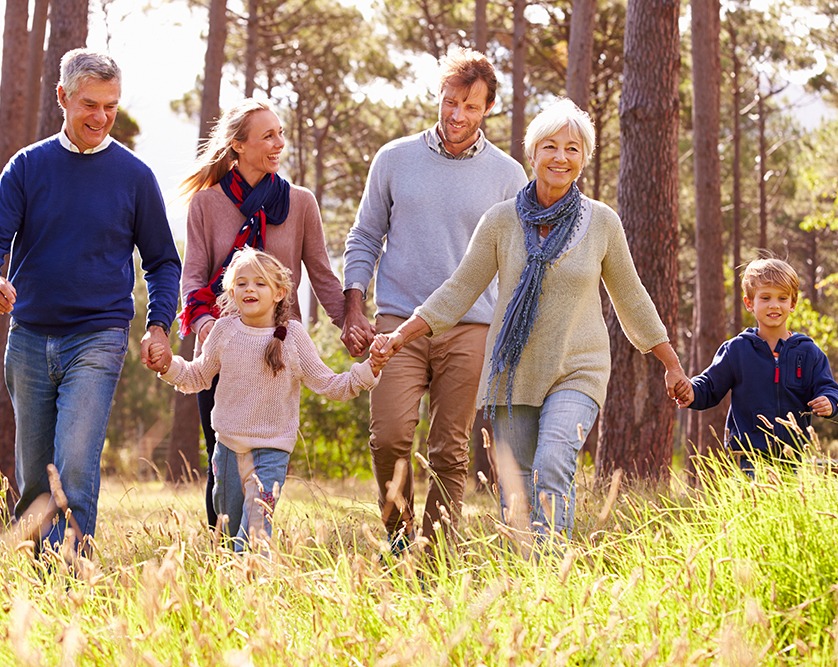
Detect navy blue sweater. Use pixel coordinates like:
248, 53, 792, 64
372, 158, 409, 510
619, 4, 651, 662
690, 328, 838, 451
0, 136, 181, 335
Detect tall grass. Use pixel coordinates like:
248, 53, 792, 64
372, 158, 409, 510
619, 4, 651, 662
0, 453, 836, 666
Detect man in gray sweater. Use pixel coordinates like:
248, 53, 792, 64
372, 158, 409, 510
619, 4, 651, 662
342, 46, 528, 553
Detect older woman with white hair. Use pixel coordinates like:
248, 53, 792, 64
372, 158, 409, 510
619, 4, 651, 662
376, 97, 689, 543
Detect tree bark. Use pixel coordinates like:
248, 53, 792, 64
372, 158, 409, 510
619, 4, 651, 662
566, 0, 597, 111
596, 0, 681, 484
686, 0, 727, 478
244, 0, 259, 97
510, 0, 527, 166
566, 0, 597, 194
0, 0, 30, 166
198, 0, 228, 146
474, 0, 488, 52
25, 0, 50, 145
730, 19, 742, 333
37, 0, 88, 140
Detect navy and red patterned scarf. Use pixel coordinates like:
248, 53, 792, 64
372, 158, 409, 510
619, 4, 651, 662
178, 168, 290, 336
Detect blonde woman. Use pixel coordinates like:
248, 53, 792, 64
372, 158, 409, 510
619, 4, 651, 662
179, 99, 345, 531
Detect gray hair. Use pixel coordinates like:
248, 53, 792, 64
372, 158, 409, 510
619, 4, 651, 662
524, 97, 596, 168
58, 48, 121, 97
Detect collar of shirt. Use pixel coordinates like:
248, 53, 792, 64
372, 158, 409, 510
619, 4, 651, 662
58, 126, 113, 154
425, 125, 485, 160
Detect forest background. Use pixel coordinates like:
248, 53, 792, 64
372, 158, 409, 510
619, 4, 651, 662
1, 0, 838, 496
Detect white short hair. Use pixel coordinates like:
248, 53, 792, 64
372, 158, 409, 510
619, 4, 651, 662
524, 97, 596, 167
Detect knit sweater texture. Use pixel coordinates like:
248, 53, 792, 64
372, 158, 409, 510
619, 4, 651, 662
343, 131, 528, 322
690, 328, 838, 451
160, 317, 378, 453
182, 185, 345, 338
416, 195, 669, 409
0, 136, 181, 334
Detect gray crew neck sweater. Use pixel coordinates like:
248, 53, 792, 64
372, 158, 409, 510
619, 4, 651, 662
343, 131, 528, 323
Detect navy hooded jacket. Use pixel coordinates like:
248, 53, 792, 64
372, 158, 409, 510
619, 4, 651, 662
690, 328, 838, 452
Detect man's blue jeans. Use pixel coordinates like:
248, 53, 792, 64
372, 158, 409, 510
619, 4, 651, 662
212, 442, 289, 552
4, 320, 128, 550
492, 390, 599, 540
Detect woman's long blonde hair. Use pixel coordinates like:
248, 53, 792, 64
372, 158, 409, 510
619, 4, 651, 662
180, 99, 276, 200
217, 248, 295, 375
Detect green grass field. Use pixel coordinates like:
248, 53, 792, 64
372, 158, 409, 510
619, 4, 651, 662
0, 454, 836, 666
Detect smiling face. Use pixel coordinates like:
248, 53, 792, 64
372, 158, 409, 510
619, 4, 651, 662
743, 284, 795, 339
58, 77, 120, 152
233, 108, 286, 187
232, 264, 285, 328
437, 78, 493, 156
530, 124, 584, 207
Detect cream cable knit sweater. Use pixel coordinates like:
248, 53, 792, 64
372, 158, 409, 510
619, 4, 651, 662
160, 317, 378, 453
416, 196, 669, 409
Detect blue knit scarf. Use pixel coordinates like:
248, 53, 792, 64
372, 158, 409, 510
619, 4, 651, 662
485, 181, 582, 417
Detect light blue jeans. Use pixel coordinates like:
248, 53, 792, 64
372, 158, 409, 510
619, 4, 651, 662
212, 442, 289, 552
492, 390, 599, 540
4, 320, 128, 551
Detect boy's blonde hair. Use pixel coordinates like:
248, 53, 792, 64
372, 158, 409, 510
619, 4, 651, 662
741, 258, 799, 304
217, 248, 295, 375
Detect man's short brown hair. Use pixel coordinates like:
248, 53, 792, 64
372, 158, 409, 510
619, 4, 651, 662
438, 46, 498, 108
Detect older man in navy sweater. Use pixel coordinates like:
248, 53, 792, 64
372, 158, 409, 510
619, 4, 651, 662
0, 49, 181, 554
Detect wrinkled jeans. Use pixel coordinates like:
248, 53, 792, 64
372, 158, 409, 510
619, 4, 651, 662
4, 320, 128, 551
212, 442, 289, 552
492, 389, 598, 540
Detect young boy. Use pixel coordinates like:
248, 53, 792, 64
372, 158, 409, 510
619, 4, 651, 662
680, 258, 838, 473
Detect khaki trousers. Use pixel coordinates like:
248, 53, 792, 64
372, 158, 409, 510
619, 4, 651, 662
370, 314, 489, 542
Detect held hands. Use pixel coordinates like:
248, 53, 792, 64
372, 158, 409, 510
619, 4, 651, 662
368, 331, 404, 376
340, 290, 376, 357
0, 276, 16, 315
808, 396, 834, 417
141, 325, 172, 373
665, 367, 694, 408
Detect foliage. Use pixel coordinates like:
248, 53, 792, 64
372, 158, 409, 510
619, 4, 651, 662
1, 451, 838, 663
294, 319, 373, 480
111, 108, 141, 150
105, 257, 175, 477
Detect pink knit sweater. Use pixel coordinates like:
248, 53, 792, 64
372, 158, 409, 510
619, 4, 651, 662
159, 318, 377, 453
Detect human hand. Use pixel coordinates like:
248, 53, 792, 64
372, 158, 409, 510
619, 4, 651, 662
664, 366, 691, 404
198, 319, 215, 345
147, 342, 167, 365
673, 378, 694, 408
141, 325, 172, 373
369, 334, 392, 376
376, 330, 406, 358
340, 292, 375, 357
808, 396, 833, 417
0, 276, 16, 315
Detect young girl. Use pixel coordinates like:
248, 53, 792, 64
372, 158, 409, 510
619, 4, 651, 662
151, 248, 385, 550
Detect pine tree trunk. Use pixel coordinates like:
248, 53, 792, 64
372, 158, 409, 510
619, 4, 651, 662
510, 0, 527, 166
686, 0, 727, 479
244, 0, 259, 97
0, 0, 30, 166
596, 0, 681, 484
566, 0, 596, 110
198, 0, 228, 145
37, 0, 88, 140
25, 0, 50, 145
